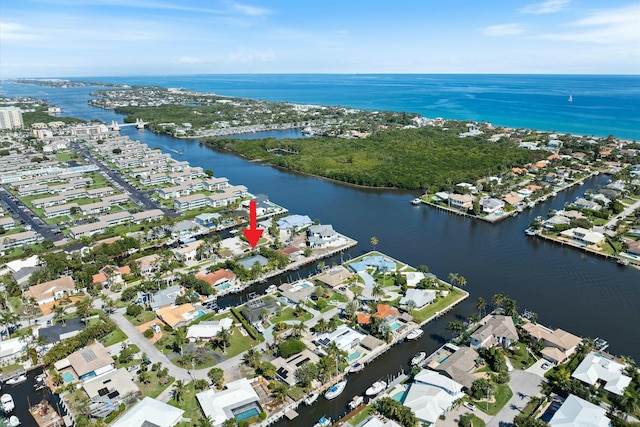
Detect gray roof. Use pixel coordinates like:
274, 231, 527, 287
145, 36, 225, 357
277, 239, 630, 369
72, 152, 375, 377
38, 317, 84, 344
237, 255, 269, 270
149, 285, 183, 310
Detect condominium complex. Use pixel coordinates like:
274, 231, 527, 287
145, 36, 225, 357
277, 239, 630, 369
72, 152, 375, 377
0, 107, 24, 129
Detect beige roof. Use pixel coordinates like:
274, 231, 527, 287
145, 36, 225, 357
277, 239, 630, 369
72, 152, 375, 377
82, 368, 139, 399
136, 254, 161, 271
157, 303, 195, 328
471, 315, 518, 344
24, 275, 75, 303
315, 266, 353, 288
522, 322, 581, 352
67, 341, 113, 378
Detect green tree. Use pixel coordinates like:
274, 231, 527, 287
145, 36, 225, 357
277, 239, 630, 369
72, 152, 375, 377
173, 380, 186, 404
208, 367, 224, 388
446, 320, 465, 338
469, 378, 494, 400
243, 348, 262, 369
476, 297, 487, 317
295, 362, 318, 388
370, 236, 378, 251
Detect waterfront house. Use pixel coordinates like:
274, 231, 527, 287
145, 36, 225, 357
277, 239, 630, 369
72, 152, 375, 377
560, 228, 604, 246
399, 288, 436, 310
237, 254, 269, 270
82, 368, 139, 406
480, 197, 505, 214
448, 193, 474, 210
549, 394, 610, 427
149, 285, 183, 310
571, 352, 631, 395
624, 239, 640, 256
314, 324, 366, 353
402, 271, 425, 288
240, 298, 280, 325
402, 370, 464, 425
156, 303, 198, 328
65, 341, 115, 381
470, 315, 518, 349
542, 215, 571, 230
92, 264, 130, 288
135, 254, 161, 277
0, 336, 27, 362
196, 378, 261, 427
279, 281, 316, 304
573, 197, 602, 211
111, 396, 184, 427
172, 239, 204, 261
521, 322, 582, 364
186, 318, 234, 342
357, 304, 400, 325
195, 212, 221, 227
272, 349, 320, 387
277, 214, 313, 231
502, 191, 524, 207
25, 275, 76, 305
348, 255, 396, 274
315, 266, 353, 288
433, 346, 479, 389
307, 224, 342, 248
197, 269, 237, 292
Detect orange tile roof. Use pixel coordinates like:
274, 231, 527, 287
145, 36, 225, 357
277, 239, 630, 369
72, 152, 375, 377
534, 161, 547, 168
357, 304, 400, 324
196, 269, 236, 286
157, 303, 195, 328
547, 154, 560, 160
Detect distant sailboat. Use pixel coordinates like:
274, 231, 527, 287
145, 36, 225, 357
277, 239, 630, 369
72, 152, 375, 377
568, 94, 573, 103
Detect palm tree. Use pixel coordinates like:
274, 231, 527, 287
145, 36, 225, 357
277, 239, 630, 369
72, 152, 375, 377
457, 275, 467, 288
446, 320, 465, 338
476, 297, 486, 317
292, 321, 307, 337
314, 318, 329, 334
198, 416, 214, 427
216, 327, 231, 353
405, 299, 417, 315
344, 299, 360, 322
173, 380, 186, 404
492, 292, 507, 311
619, 386, 640, 419
53, 304, 66, 326
174, 327, 186, 356
372, 283, 384, 301
243, 348, 262, 369
370, 236, 378, 252
75, 298, 92, 321
504, 297, 518, 316
447, 272, 459, 289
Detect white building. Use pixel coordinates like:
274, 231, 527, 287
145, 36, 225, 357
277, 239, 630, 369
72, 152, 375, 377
111, 396, 184, 427
571, 352, 632, 396
196, 378, 261, 426
0, 107, 23, 129
403, 370, 464, 425
549, 394, 610, 427
314, 324, 366, 353
186, 318, 233, 341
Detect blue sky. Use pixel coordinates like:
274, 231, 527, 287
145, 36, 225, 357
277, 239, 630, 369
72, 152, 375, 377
1, 0, 638, 77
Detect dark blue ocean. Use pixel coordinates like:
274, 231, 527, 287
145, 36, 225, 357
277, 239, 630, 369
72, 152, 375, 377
66, 74, 640, 141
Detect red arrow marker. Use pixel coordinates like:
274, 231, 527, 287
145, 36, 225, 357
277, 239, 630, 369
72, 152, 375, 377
242, 200, 264, 248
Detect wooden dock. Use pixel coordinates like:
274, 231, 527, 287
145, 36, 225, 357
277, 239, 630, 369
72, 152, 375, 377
30, 400, 65, 427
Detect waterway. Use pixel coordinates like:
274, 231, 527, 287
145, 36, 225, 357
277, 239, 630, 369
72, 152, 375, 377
3, 82, 640, 425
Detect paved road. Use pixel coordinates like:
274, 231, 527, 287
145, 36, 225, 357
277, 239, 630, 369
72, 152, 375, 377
486, 370, 544, 427
606, 197, 640, 234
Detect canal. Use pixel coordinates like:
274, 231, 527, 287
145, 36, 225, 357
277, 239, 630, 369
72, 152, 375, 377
3, 82, 639, 426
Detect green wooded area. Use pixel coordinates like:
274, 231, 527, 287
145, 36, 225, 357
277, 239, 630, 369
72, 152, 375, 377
203, 126, 542, 190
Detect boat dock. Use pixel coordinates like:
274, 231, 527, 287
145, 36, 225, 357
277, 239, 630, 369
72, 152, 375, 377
30, 400, 65, 427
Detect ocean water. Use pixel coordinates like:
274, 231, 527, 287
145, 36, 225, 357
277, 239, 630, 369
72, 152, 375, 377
60, 74, 640, 141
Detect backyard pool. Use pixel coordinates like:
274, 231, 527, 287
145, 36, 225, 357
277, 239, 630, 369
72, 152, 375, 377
234, 405, 261, 422
437, 354, 450, 363
62, 371, 75, 383
392, 390, 407, 403
347, 351, 362, 362
218, 283, 231, 290
291, 281, 313, 292
389, 321, 402, 331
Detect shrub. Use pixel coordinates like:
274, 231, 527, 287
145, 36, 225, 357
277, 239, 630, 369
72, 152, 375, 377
126, 304, 143, 317
278, 338, 306, 358
259, 411, 267, 420
143, 329, 154, 339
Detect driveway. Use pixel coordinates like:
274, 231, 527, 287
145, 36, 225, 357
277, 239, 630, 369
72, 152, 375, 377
486, 370, 544, 427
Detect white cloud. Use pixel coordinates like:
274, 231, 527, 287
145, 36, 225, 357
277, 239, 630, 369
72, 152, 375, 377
178, 56, 202, 65
229, 1, 271, 16
481, 23, 526, 36
227, 48, 275, 64
520, 0, 570, 14
536, 3, 640, 44
0, 21, 42, 40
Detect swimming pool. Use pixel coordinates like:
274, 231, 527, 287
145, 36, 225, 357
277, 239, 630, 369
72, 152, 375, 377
218, 283, 231, 290
62, 371, 75, 383
437, 354, 450, 363
347, 351, 361, 362
234, 405, 260, 422
389, 321, 402, 331
291, 281, 313, 292
392, 390, 407, 403
194, 310, 205, 319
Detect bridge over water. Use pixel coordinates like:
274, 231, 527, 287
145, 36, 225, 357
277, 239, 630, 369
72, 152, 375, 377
109, 118, 147, 130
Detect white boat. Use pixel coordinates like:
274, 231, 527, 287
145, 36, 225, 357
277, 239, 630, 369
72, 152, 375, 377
406, 328, 424, 340
8, 415, 20, 427
411, 352, 427, 366
324, 380, 347, 400
1, 394, 15, 413
348, 362, 364, 373
304, 393, 319, 406
524, 227, 538, 236
411, 198, 422, 205
568, 94, 573, 103
265, 284, 278, 294
314, 416, 332, 427
365, 380, 387, 396
5, 375, 27, 386
348, 395, 363, 409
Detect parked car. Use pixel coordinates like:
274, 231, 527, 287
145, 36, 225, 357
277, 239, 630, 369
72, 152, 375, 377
463, 402, 476, 411
541, 362, 552, 370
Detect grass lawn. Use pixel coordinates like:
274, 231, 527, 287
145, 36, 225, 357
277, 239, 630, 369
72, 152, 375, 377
169, 381, 206, 426
101, 328, 128, 346
271, 307, 313, 323
471, 415, 487, 426
0, 363, 23, 374
467, 384, 513, 416
287, 385, 305, 401
411, 288, 467, 323
329, 293, 348, 304
124, 310, 157, 326
507, 343, 536, 370
347, 405, 376, 426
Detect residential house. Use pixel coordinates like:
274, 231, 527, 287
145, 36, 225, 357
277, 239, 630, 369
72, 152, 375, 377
549, 394, 610, 427
65, 341, 115, 380
402, 272, 425, 288
92, 265, 131, 288
197, 269, 237, 292
186, 318, 234, 342
542, 215, 571, 230
402, 370, 465, 426
194, 213, 221, 227
315, 266, 354, 289
135, 254, 161, 277
196, 378, 261, 427
240, 298, 280, 325
399, 288, 436, 310
357, 304, 400, 325
276, 214, 313, 231
433, 346, 479, 389
156, 303, 197, 329
172, 240, 204, 261
314, 324, 366, 353
272, 349, 320, 387
111, 396, 184, 427
25, 275, 76, 305
448, 193, 474, 210
571, 352, 632, 396
480, 198, 505, 214
307, 224, 342, 248
573, 198, 602, 211
149, 285, 183, 310
470, 315, 518, 349
560, 228, 604, 246
237, 254, 269, 270
521, 322, 582, 364
82, 368, 139, 405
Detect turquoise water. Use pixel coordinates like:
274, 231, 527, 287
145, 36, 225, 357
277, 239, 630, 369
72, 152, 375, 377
218, 283, 231, 290
62, 372, 75, 383
389, 321, 402, 331
347, 351, 361, 362
235, 408, 260, 421
437, 354, 450, 363
195, 310, 205, 318
392, 390, 407, 403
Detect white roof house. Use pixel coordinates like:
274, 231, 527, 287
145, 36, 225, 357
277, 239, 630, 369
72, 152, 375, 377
196, 378, 261, 426
403, 370, 464, 425
560, 228, 604, 246
399, 288, 436, 309
186, 318, 233, 341
571, 352, 632, 395
549, 394, 610, 427
314, 324, 366, 353
402, 271, 425, 288
111, 396, 184, 427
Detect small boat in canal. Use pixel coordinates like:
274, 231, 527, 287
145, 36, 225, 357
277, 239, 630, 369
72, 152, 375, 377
348, 362, 364, 373
324, 380, 347, 400
8, 415, 20, 426
314, 416, 332, 427
1, 394, 15, 413
406, 328, 424, 340
348, 395, 364, 409
4, 375, 27, 386
411, 198, 422, 205
411, 352, 427, 366
304, 393, 319, 406
365, 380, 387, 396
